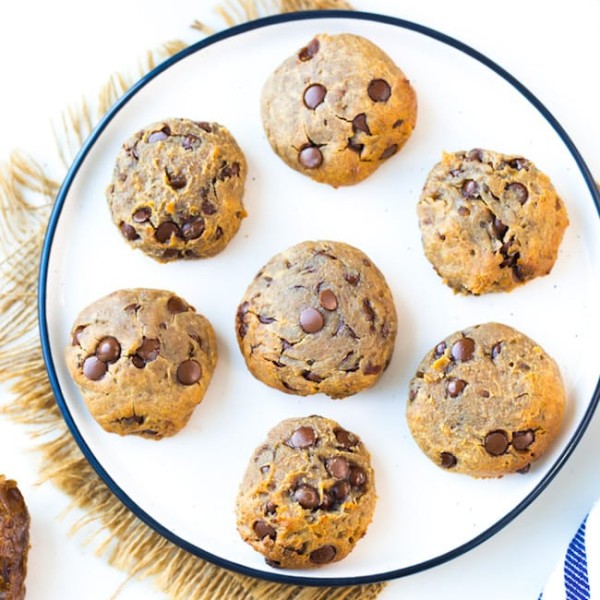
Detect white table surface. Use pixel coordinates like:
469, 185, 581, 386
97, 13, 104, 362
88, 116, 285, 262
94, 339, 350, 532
1, 1, 599, 598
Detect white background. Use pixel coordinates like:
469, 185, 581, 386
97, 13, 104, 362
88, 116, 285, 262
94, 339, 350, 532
0, 1, 599, 598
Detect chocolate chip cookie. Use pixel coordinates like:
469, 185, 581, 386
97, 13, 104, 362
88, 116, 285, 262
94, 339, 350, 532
261, 33, 417, 187
235, 240, 398, 399
236, 415, 376, 569
406, 322, 566, 478
417, 148, 569, 294
65, 288, 218, 439
106, 118, 247, 262
0, 476, 30, 600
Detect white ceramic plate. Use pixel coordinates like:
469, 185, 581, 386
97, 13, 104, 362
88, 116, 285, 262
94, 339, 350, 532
40, 11, 600, 585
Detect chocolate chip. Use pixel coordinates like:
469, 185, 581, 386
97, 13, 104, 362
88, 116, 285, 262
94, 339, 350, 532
265, 558, 281, 568
259, 315, 275, 324
347, 139, 364, 155
147, 125, 170, 143
352, 113, 371, 135
457, 206, 470, 217
349, 466, 366, 488
298, 145, 323, 169
167, 296, 188, 314
362, 299, 376, 325
131, 355, 145, 369
136, 338, 160, 363
334, 429, 358, 449
288, 426, 316, 449
181, 216, 205, 240
319, 491, 335, 510
380, 144, 398, 160
331, 480, 350, 502
293, 485, 320, 509
196, 121, 212, 132
440, 452, 457, 468
368, 79, 391, 102
500, 250, 520, 269
364, 362, 382, 375
505, 182, 529, 204
319, 289, 337, 311
132, 207, 151, 223
218, 161, 240, 180
409, 385, 418, 401
116, 415, 145, 427
512, 429, 535, 451
72, 325, 85, 346
166, 169, 187, 189
446, 378, 467, 397
162, 248, 182, 260
484, 430, 509, 455
461, 179, 479, 199
344, 273, 360, 286
265, 501, 277, 514
83, 356, 107, 380
300, 308, 324, 333
466, 148, 484, 161
507, 157, 529, 171
253, 520, 276, 540
96, 337, 121, 363
303, 83, 327, 109
177, 360, 202, 385
492, 217, 508, 240
237, 302, 249, 339
201, 199, 217, 215
155, 221, 180, 243
392, 118, 404, 128
302, 370, 323, 383
120, 222, 139, 241
491, 342, 503, 359
182, 134, 199, 150
326, 457, 350, 480
434, 341, 447, 358
451, 337, 475, 361
513, 265, 525, 282
310, 545, 336, 564
298, 38, 319, 61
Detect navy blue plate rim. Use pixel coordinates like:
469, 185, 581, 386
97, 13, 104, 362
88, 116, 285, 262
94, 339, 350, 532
38, 9, 600, 586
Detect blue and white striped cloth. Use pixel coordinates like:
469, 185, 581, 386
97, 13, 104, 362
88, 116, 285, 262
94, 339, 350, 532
539, 500, 600, 599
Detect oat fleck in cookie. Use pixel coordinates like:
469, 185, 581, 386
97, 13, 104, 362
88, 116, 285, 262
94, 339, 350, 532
236, 415, 376, 569
417, 149, 569, 294
236, 240, 398, 398
261, 33, 417, 187
406, 322, 566, 478
106, 118, 247, 262
65, 289, 217, 439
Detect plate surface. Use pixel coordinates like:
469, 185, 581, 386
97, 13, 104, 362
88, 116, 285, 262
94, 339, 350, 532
39, 11, 600, 585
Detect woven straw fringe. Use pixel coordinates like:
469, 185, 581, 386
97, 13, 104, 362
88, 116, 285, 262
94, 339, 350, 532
0, 1, 386, 598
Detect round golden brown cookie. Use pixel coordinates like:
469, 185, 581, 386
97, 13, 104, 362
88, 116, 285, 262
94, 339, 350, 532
417, 148, 569, 294
236, 415, 376, 569
64, 288, 217, 439
235, 240, 397, 399
106, 118, 247, 262
406, 322, 566, 478
261, 33, 417, 187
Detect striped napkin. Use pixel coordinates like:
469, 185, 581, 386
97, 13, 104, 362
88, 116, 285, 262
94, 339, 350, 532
539, 500, 600, 599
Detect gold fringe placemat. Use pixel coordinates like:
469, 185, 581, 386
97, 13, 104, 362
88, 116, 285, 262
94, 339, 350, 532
0, 1, 386, 598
